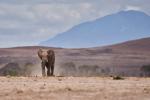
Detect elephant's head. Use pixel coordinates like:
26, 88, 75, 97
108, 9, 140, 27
38, 49, 48, 65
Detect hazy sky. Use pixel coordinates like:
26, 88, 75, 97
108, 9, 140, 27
0, 0, 150, 47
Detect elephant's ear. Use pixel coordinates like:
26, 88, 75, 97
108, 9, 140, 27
47, 49, 55, 56
47, 50, 55, 60
38, 49, 43, 60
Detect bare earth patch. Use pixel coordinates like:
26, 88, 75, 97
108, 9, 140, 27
0, 77, 150, 100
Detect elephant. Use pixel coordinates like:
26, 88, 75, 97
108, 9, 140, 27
38, 49, 55, 76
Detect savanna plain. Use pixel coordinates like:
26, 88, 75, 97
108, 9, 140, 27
0, 76, 150, 100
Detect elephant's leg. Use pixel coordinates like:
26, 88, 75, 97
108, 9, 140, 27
47, 68, 50, 76
42, 66, 46, 77
50, 64, 54, 76
46, 65, 51, 76
41, 62, 46, 77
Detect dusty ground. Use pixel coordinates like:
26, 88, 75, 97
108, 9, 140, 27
0, 77, 150, 100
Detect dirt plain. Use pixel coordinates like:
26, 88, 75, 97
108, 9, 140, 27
0, 76, 150, 100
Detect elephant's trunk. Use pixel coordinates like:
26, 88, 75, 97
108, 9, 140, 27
41, 60, 47, 76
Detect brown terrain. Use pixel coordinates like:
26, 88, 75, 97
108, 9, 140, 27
0, 38, 150, 100
0, 77, 150, 100
0, 37, 150, 77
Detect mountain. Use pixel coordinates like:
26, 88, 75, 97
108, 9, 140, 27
1, 37, 150, 76
40, 10, 150, 48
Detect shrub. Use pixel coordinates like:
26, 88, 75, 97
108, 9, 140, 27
113, 76, 124, 80
7, 70, 18, 76
141, 65, 150, 76
0, 62, 21, 76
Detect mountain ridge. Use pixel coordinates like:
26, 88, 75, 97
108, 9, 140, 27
40, 10, 150, 48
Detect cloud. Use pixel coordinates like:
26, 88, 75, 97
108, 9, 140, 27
0, 0, 149, 47
125, 6, 141, 11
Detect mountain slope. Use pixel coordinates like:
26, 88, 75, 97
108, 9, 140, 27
1, 37, 150, 76
40, 10, 150, 48
108, 37, 150, 52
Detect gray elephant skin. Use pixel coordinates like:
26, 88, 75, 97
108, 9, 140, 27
38, 49, 55, 76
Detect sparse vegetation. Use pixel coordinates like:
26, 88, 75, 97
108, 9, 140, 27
141, 65, 150, 76
59, 62, 76, 76
0, 62, 21, 76
8, 70, 18, 76
113, 76, 124, 80
101, 67, 110, 75
0, 77, 150, 100
78, 65, 100, 76
0, 62, 35, 76
23, 62, 34, 76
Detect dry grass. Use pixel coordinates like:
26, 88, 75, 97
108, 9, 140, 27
0, 77, 149, 100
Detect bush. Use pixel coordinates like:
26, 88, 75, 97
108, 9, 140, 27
0, 62, 21, 76
7, 70, 18, 76
141, 65, 150, 76
113, 76, 124, 80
